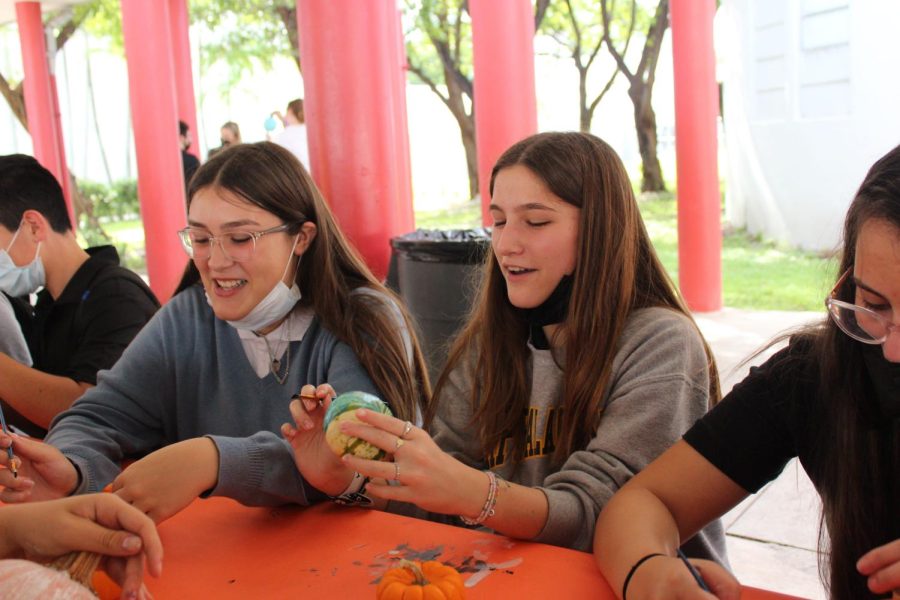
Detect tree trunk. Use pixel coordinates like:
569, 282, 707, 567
443, 63, 478, 199
0, 75, 27, 130
578, 66, 590, 133
630, 82, 665, 192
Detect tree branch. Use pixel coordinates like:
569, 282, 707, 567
407, 57, 450, 107
534, 0, 551, 31
275, 6, 302, 73
600, 0, 633, 79
637, 0, 668, 79
565, 0, 584, 68
0, 72, 27, 130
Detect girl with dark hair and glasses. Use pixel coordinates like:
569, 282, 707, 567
0, 142, 429, 523
594, 144, 900, 600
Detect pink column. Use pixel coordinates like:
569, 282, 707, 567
168, 0, 199, 161
121, 0, 186, 302
390, 7, 414, 232
296, 0, 413, 279
14, 1, 74, 227
470, 0, 537, 224
48, 75, 74, 222
671, 0, 721, 311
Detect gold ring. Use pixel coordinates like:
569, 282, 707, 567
395, 437, 405, 450
401, 421, 413, 439
393, 462, 400, 482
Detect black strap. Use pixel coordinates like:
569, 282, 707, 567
622, 553, 666, 600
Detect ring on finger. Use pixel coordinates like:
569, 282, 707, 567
394, 437, 405, 450
393, 462, 401, 483
401, 421, 413, 439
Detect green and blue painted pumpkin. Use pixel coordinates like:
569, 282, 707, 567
322, 391, 392, 459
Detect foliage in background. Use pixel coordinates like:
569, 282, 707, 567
539, 0, 632, 131
404, 0, 550, 200
600, 0, 669, 192
190, 0, 299, 90
77, 179, 139, 221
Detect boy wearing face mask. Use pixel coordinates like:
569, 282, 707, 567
0, 155, 160, 437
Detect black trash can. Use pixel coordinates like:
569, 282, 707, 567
389, 229, 491, 383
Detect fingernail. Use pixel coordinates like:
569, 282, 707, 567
357, 409, 368, 417
122, 535, 142, 551
124, 590, 138, 600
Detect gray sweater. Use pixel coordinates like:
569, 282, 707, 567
422, 307, 728, 560
45, 285, 381, 507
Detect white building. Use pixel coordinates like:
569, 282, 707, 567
718, 0, 900, 252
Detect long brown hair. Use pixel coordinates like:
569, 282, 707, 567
431, 132, 719, 464
811, 144, 900, 599
188, 142, 430, 421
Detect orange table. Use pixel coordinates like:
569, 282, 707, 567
147, 498, 804, 599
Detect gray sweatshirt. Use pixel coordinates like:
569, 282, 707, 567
419, 307, 728, 561
45, 285, 382, 507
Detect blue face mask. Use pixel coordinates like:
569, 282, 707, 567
0, 226, 45, 297
224, 235, 302, 332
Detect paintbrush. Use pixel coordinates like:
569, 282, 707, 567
0, 402, 19, 478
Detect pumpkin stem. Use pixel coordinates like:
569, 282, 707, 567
397, 559, 429, 586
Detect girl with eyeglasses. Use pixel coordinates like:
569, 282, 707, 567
593, 144, 900, 599
285, 132, 728, 560
0, 142, 429, 523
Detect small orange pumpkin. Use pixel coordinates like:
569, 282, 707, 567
376, 559, 465, 600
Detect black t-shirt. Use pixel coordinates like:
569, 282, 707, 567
684, 336, 826, 493
5, 246, 159, 435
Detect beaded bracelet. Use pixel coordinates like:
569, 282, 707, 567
459, 470, 499, 526
330, 471, 372, 507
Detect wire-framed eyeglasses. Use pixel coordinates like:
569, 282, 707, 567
178, 223, 295, 262
825, 268, 900, 344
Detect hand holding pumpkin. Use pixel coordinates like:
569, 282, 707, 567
0, 494, 163, 599
111, 437, 219, 524
281, 383, 356, 497
339, 409, 486, 518
0, 433, 78, 503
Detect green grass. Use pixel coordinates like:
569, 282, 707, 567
637, 193, 833, 311
103, 193, 834, 311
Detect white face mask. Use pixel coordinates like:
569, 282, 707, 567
224, 235, 301, 332
0, 225, 45, 297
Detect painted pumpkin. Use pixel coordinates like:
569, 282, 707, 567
323, 391, 393, 459
376, 560, 465, 600
0, 559, 96, 599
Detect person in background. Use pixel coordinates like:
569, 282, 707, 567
0, 494, 162, 600
286, 132, 727, 561
179, 120, 200, 195
0, 155, 159, 437
273, 99, 310, 171
0, 142, 429, 527
593, 143, 900, 600
208, 121, 242, 159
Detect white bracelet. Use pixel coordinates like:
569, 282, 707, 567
330, 472, 372, 506
460, 470, 499, 526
